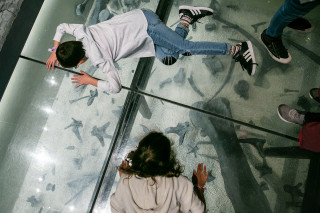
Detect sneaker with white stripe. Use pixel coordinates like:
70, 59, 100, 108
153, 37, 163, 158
233, 41, 257, 76
179, 5, 214, 24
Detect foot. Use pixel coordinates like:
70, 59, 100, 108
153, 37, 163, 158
277, 104, 305, 125
179, 6, 213, 24
309, 88, 320, 104
288, 17, 314, 33
233, 41, 257, 76
261, 29, 292, 64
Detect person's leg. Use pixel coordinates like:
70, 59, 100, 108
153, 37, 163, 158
142, 8, 256, 75
174, 24, 192, 56
304, 112, 320, 123
142, 9, 228, 60
175, 23, 188, 39
277, 104, 320, 124
143, 8, 230, 56
144, 7, 214, 65
154, 23, 189, 66
142, 9, 180, 65
266, 0, 319, 38
287, 17, 314, 32
261, 0, 319, 64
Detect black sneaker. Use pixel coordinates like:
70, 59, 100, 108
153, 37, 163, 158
233, 41, 257, 76
260, 29, 292, 64
288, 17, 314, 33
179, 6, 214, 24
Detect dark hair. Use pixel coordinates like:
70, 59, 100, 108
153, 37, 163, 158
56, 41, 85, 68
119, 132, 184, 179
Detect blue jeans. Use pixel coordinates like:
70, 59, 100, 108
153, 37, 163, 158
267, 0, 320, 37
142, 9, 231, 65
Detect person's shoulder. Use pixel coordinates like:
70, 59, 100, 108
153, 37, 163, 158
119, 174, 145, 182
119, 173, 132, 180
177, 175, 191, 182
117, 9, 144, 18
168, 175, 192, 187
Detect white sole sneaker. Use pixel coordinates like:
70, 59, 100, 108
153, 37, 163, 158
277, 106, 292, 124
259, 35, 292, 64
235, 41, 257, 76
178, 6, 214, 17
246, 40, 257, 76
277, 104, 304, 125
309, 88, 320, 104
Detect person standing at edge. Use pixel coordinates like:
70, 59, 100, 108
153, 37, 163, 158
47, 5, 257, 94
261, 0, 319, 64
277, 88, 320, 152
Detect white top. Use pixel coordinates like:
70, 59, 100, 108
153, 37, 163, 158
110, 174, 204, 213
53, 9, 155, 94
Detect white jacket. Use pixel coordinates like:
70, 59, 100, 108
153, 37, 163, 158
53, 9, 155, 94
110, 174, 204, 213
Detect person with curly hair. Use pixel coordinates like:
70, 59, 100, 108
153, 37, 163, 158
110, 132, 210, 213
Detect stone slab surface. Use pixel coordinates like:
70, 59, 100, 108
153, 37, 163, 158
0, 0, 24, 51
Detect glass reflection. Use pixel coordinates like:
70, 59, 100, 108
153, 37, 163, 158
41, 106, 55, 115
30, 147, 55, 166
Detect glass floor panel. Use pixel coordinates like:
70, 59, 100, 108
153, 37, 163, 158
0, 0, 319, 212
0, 58, 128, 212
93, 94, 309, 213
142, 0, 320, 138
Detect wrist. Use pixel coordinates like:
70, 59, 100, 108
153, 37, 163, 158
195, 184, 206, 191
90, 78, 98, 87
48, 46, 58, 52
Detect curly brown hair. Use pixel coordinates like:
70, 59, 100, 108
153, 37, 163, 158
119, 132, 184, 179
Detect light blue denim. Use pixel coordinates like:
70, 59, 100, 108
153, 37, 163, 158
267, 0, 319, 37
142, 9, 230, 64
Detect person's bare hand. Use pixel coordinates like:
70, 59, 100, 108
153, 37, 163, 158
71, 71, 97, 88
192, 163, 209, 186
119, 160, 130, 176
46, 51, 59, 70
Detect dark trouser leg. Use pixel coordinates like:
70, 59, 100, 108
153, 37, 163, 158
266, 0, 320, 37
304, 112, 320, 124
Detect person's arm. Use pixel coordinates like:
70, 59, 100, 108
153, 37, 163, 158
192, 163, 209, 212
96, 69, 122, 94
71, 60, 122, 93
46, 40, 60, 70
71, 71, 98, 88
71, 68, 121, 93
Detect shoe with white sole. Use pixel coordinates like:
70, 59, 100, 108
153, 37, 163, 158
261, 29, 292, 64
233, 41, 257, 76
277, 104, 305, 125
179, 5, 214, 24
309, 88, 320, 104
